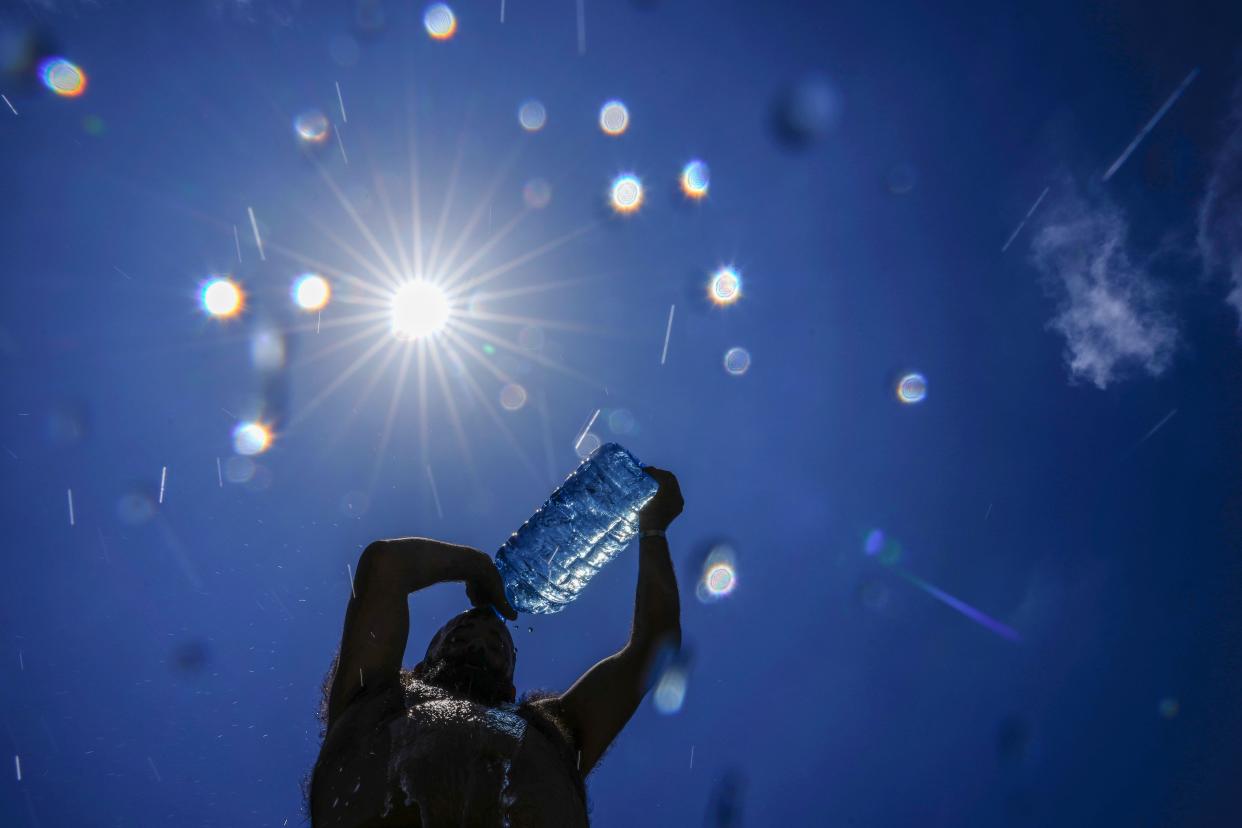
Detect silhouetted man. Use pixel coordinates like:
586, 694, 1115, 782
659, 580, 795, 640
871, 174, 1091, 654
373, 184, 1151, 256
310, 467, 683, 827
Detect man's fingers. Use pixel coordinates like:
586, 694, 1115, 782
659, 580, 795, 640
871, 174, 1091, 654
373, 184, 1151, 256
486, 571, 519, 620
465, 567, 519, 620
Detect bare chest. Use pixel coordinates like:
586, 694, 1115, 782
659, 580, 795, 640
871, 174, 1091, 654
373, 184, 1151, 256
313, 694, 587, 828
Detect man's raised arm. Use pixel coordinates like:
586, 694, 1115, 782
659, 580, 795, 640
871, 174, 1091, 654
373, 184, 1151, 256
325, 538, 517, 729
553, 467, 684, 775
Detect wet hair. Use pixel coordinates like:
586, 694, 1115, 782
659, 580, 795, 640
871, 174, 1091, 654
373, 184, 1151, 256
419, 606, 517, 669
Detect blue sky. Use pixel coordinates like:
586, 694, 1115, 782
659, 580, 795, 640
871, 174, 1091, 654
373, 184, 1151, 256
1, 1, 1241, 825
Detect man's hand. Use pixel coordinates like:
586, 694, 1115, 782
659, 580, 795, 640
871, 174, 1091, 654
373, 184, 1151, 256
361, 539, 518, 621
461, 550, 519, 621
639, 467, 683, 532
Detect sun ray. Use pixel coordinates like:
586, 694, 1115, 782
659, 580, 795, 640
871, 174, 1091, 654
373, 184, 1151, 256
289, 321, 389, 370
427, 339, 478, 483
440, 205, 531, 292
317, 339, 407, 456
298, 209, 401, 293
449, 319, 606, 389
277, 311, 387, 343
371, 166, 415, 281
313, 162, 406, 285
426, 115, 471, 278
330, 293, 396, 310
406, 114, 426, 281
263, 238, 396, 304
534, 390, 560, 486
417, 341, 430, 465
287, 336, 394, 428
436, 142, 526, 279
463, 274, 602, 303
440, 344, 543, 484
460, 309, 624, 337
446, 221, 597, 296
367, 340, 418, 490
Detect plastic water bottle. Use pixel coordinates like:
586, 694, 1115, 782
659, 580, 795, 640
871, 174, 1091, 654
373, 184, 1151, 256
495, 442, 659, 614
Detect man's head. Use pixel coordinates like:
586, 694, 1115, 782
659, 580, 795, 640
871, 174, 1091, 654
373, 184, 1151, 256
410, 607, 517, 705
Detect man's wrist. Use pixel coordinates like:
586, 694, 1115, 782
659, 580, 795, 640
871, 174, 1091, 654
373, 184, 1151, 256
639, 527, 667, 539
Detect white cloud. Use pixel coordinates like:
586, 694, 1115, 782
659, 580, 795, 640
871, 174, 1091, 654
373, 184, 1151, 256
1197, 88, 1242, 330
1029, 184, 1178, 389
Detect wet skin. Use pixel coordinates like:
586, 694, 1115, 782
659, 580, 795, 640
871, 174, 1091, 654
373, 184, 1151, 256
311, 467, 684, 827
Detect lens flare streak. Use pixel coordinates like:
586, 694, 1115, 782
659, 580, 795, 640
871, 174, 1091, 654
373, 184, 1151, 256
1001, 186, 1050, 253
247, 207, 266, 261
660, 304, 675, 365
335, 81, 348, 123
425, 463, 444, 518
893, 566, 1020, 642
574, 408, 601, 453
1, 95, 16, 116
1103, 68, 1199, 182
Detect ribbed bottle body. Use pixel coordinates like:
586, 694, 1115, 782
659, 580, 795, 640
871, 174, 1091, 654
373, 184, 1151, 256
495, 443, 659, 614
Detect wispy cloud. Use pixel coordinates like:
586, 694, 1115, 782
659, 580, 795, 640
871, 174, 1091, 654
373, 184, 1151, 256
1029, 183, 1178, 389
1197, 86, 1242, 331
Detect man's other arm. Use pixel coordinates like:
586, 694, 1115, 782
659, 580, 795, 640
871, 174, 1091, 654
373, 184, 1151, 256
553, 468, 684, 775
324, 538, 516, 730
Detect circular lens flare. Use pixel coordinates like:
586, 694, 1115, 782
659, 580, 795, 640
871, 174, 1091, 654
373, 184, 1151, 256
704, 563, 736, 596
391, 281, 451, 340
233, 422, 272, 456
709, 267, 741, 305
723, 347, 751, 376
681, 160, 710, 198
201, 277, 243, 318
599, 100, 629, 135
499, 383, 528, 411
610, 174, 643, 214
424, 4, 457, 39
518, 99, 547, 132
294, 110, 330, 143
39, 58, 86, 97
897, 372, 927, 404
293, 273, 330, 311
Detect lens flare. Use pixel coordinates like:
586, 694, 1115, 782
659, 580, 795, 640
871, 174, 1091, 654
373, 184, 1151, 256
706, 563, 736, 595
424, 3, 457, 39
499, 383, 528, 411
652, 652, 691, 715
293, 273, 331, 311
294, 109, 330, 143
523, 178, 551, 209
201, 277, 243, 319
610, 174, 643, 213
233, 422, 272, 456
680, 160, 710, 198
39, 58, 86, 97
575, 432, 602, 460
709, 267, 741, 305
250, 328, 286, 372
599, 100, 629, 135
723, 346, 751, 376
391, 281, 451, 340
897, 372, 927, 404
518, 99, 547, 132
696, 543, 738, 603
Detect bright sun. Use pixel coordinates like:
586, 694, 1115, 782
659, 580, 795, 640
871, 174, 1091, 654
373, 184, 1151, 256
390, 280, 451, 340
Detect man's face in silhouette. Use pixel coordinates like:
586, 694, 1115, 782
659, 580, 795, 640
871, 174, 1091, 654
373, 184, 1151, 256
412, 608, 517, 706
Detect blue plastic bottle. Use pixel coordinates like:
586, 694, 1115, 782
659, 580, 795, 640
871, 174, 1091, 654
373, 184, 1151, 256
495, 442, 660, 614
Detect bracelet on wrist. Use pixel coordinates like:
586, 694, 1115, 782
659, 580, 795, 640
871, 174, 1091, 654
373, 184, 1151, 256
639, 528, 667, 540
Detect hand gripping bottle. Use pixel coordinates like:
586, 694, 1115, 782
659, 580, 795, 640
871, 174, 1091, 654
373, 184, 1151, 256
495, 443, 659, 614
